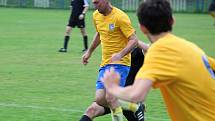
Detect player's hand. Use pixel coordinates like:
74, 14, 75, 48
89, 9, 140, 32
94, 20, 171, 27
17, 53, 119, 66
101, 67, 121, 93
82, 51, 91, 65
110, 53, 122, 63
79, 14, 85, 20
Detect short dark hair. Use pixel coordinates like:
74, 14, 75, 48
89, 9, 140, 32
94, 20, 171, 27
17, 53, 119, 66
137, 0, 173, 35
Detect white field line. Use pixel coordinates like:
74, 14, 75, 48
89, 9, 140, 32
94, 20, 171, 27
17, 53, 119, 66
0, 102, 83, 113
0, 102, 170, 121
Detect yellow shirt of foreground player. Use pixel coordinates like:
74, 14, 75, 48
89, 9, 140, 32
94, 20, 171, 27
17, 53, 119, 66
93, 7, 135, 67
136, 33, 215, 121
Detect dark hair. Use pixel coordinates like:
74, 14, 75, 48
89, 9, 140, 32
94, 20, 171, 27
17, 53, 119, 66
137, 0, 173, 35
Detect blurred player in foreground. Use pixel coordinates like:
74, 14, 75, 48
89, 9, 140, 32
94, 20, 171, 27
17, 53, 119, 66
102, 0, 215, 121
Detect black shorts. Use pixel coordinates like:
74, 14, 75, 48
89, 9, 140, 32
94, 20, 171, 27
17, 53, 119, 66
125, 47, 145, 86
67, 14, 85, 28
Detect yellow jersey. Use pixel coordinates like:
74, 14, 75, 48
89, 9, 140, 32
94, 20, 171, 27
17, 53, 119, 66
208, 56, 215, 70
136, 33, 215, 121
93, 7, 135, 67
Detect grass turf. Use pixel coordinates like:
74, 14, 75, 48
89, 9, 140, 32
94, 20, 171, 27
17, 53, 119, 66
0, 7, 215, 121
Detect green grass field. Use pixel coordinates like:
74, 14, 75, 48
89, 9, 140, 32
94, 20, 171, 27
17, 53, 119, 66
0, 7, 215, 121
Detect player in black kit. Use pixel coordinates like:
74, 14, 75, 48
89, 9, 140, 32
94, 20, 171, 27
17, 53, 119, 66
59, 0, 89, 52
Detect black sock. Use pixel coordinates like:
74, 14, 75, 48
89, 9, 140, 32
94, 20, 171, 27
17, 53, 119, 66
123, 110, 140, 121
63, 36, 70, 49
79, 115, 92, 121
83, 36, 88, 50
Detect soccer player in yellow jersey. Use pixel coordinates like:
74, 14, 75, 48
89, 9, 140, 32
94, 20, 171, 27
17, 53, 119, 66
82, 0, 146, 121
102, 0, 215, 121
79, 44, 147, 121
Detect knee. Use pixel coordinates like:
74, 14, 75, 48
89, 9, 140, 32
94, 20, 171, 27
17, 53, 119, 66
65, 30, 71, 35
85, 102, 104, 118
65, 27, 72, 35
80, 28, 87, 36
95, 96, 106, 106
85, 104, 97, 118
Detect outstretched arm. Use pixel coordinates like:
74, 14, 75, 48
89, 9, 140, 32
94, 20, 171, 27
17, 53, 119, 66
82, 32, 100, 65
101, 67, 152, 103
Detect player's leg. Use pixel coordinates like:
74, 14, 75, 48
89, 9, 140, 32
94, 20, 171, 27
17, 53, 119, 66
79, 102, 110, 121
94, 66, 110, 107
79, 101, 142, 121
96, 88, 124, 121
59, 14, 75, 52
94, 65, 125, 121
119, 100, 145, 121
59, 26, 72, 52
119, 47, 145, 121
105, 92, 124, 121
79, 66, 111, 121
80, 28, 88, 52
105, 64, 131, 121
95, 86, 121, 121
79, 19, 88, 52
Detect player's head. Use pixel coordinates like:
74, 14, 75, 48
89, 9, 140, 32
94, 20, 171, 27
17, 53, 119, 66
137, 0, 173, 35
92, 0, 111, 14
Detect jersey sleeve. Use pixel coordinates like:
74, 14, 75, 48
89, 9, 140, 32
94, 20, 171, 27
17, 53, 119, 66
135, 44, 178, 88
207, 56, 215, 71
118, 14, 135, 38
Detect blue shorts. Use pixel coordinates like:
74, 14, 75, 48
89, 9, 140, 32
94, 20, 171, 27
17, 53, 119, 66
96, 64, 130, 90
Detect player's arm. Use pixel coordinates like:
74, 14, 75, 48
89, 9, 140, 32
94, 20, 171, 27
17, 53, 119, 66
82, 0, 89, 15
112, 78, 152, 103
110, 13, 138, 62
79, 0, 89, 20
110, 33, 138, 62
82, 32, 100, 65
138, 40, 149, 53
88, 32, 100, 54
101, 67, 152, 103
119, 33, 138, 57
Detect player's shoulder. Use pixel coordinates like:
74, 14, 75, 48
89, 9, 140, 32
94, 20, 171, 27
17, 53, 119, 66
93, 10, 101, 18
114, 7, 128, 17
113, 7, 130, 22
